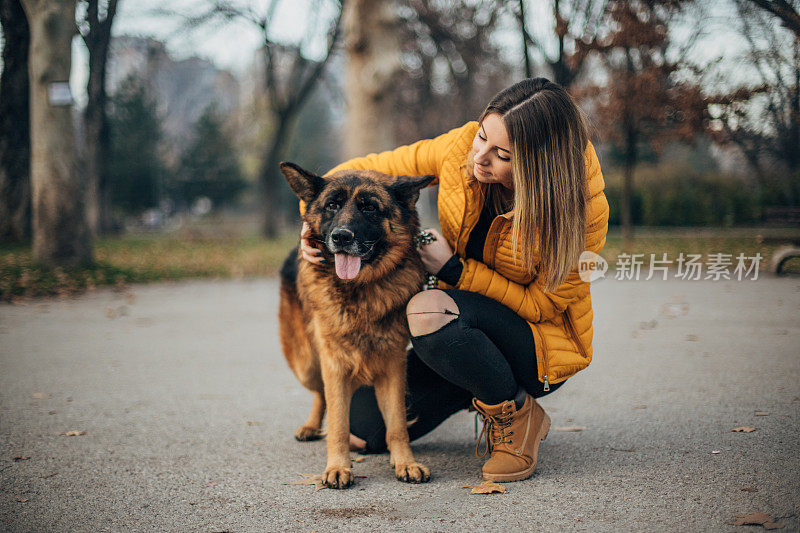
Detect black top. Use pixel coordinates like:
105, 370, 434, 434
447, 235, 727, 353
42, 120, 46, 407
435, 203, 494, 285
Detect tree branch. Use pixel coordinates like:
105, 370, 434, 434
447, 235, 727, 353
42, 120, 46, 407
748, 0, 800, 39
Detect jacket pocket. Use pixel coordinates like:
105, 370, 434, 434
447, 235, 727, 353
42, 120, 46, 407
563, 306, 589, 359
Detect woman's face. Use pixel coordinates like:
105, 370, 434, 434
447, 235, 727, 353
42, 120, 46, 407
471, 112, 514, 189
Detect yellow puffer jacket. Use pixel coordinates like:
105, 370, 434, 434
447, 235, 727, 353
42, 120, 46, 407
325, 121, 609, 389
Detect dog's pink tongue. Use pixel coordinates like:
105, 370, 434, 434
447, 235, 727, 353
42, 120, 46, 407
334, 253, 361, 279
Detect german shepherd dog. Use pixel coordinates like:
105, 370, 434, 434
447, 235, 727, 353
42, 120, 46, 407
278, 162, 434, 489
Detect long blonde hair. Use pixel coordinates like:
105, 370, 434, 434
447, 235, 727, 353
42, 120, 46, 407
479, 78, 590, 292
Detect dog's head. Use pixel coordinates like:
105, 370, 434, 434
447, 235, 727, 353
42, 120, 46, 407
280, 162, 434, 283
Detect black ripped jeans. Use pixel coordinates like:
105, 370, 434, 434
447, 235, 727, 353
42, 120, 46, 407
349, 288, 564, 453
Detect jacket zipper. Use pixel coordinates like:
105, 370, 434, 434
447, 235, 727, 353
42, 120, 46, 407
563, 306, 589, 359
531, 323, 551, 391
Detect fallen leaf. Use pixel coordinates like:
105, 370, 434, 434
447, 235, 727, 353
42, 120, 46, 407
754, 411, 769, 416
633, 405, 647, 409
730, 512, 784, 529
62, 430, 86, 437
741, 487, 759, 492
639, 320, 657, 330
732, 427, 757, 433
553, 426, 586, 432
285, 473, 327, 491
464, 481, 507, 494
351, 456, 365, 463
711, 450, 721, 454
245, 421, 261, 426
685, 334, 699, 341
31, 392, 51, 399
13, 456, 30, 462
731, 512, 772, 525
16, 498, 28, 503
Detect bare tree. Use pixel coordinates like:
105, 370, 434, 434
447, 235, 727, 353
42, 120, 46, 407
342, 0, 402, 158
183, 0, 345, 237
514, 0, 609, 88
747, 0, 800, 38
0, 0, 31, 243
583, 0, 705, 242
394, 0, 511, 142
706, 0, 799, 206
79, 0, 119, 235
21, 0, 92, 266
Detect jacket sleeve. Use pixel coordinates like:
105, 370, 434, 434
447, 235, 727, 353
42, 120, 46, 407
299, 122, 475, 215
453, 147, 609, 324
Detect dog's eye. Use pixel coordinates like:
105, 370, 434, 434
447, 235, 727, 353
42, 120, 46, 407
325, 201, 340, 211
361, 203, 377, 213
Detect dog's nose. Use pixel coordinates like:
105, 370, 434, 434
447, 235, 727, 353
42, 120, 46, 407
331, 228, 354, 247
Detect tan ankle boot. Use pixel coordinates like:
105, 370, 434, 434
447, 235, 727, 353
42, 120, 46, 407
472, 394, 551, 482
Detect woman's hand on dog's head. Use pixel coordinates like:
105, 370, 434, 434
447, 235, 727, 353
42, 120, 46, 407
301, 222, 326, 264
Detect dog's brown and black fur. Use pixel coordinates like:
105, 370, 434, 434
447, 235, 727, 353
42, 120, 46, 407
278, 162, 434, 489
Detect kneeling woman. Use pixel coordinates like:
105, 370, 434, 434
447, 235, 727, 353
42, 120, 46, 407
301, 78, 609, 482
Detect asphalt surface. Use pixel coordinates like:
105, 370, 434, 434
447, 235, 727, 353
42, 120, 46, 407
1, 275, 798, 532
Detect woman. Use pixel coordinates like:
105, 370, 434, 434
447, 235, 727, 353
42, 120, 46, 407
300, 78, 609, 482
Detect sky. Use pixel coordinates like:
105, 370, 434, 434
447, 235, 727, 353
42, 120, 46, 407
65, 0, 751, 107
70, 0, 340, 103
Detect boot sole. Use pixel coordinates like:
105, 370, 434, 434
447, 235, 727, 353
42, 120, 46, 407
482, 412, 551, 483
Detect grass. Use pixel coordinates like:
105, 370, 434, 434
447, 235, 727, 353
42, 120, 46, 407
601, 226, 798, 270
1, 224, 798, 302
0, 229, 298, 302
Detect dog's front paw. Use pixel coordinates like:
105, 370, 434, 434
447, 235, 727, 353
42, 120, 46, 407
395, 462, 430, 484
294, 425, 325, 441
323, 466, 354, 489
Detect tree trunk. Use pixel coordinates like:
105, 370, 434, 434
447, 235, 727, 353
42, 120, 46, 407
260, 113, 293, 239
787, 40, 800, 206
342, 0, 402, 158
0, 0, 31, 243
83, 0, 117, 236
519, 0, 532, 78
22, 0, 92, 266
84, 60, 112, 235
620, 49, 637, 245
622, 122, 636, 245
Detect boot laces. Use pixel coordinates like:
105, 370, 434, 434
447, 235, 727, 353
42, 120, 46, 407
474, 410, 514, 458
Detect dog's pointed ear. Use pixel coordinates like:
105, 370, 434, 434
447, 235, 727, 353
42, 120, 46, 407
389, 174, 436, 206
280, 162, 326, 203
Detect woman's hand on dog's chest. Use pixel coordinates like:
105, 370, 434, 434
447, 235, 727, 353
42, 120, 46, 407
418, 228, 453, 273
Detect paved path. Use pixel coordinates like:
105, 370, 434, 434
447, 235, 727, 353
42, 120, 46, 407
1, 276, 798, 532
